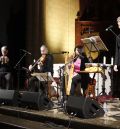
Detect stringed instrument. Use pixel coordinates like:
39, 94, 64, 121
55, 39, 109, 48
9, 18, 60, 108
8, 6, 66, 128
0, 56, 9, 64
38, 55, 46, 66
29, 55, 46, 71
85, 73, 96, 98
65, 54, 78, 95
66, 63, 74, 95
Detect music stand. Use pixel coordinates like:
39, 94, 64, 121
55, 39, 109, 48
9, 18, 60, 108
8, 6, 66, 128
81, 35, 108, 96
81, 35, 108, 54
31, 72, 54, 81
31, 72, 54, 96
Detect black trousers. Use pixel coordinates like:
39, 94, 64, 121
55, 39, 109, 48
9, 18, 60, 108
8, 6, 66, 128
0, 72, 12, 89
113, 66, 120, 97
70, 73, 89, 96
70, 74, 81, 96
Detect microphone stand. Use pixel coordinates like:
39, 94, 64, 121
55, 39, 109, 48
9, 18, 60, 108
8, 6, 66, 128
14, 53, 27, 69
14, 52, 28, 91
108, 28, 120, 39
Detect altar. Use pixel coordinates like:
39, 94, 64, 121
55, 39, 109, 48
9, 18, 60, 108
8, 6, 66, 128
86, 63, 112, 96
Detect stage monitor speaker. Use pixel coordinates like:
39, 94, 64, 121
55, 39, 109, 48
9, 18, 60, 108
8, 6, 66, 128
0, 89, 18, 106
20, 91, 53, 110
66, 96, 104, 118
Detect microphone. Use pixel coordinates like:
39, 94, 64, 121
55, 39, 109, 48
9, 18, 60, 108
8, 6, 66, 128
61, 51, 69, 54
105, 25, 113, 31
20, 49, 32, 55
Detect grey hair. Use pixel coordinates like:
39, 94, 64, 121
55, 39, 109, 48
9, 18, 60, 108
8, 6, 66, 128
40, 45, 48, 53
117, 16, 120, 22
1, 46, 8, 51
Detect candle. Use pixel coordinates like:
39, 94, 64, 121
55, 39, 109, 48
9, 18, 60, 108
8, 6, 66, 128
111, 57, 114, 65
103, 56, 106, 64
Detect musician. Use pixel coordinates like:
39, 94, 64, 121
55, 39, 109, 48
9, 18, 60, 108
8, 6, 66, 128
113, 16, 120, 97
114, 16, 120, 72
69, 45, 89, 96
28, 45, 54, 92
0, 46, 12, 89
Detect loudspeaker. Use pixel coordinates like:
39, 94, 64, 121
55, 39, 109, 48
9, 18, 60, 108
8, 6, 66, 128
20, 91, 53, 110
0, 90, 18, 105
66, 96, 104, 118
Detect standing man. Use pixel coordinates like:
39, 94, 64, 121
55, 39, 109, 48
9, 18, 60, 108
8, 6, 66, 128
114, 16, 120, 72
113, 16, 120, 97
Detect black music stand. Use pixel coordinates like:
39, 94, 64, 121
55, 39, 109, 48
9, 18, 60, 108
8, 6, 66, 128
31, 72, 54, 96
81, 36, 108, 96
81, 35, 108, 56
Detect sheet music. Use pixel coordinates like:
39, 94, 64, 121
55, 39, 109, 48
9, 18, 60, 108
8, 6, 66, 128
81, 35, 108, 52
31, 72, 55, 82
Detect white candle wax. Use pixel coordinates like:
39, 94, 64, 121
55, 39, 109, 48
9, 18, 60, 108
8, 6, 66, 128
103, 56, 106, 64
111, 57, 114, 65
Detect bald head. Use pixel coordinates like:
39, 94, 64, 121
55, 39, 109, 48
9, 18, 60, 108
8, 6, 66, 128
117, 16, 120, 29
40, 45, 48, 55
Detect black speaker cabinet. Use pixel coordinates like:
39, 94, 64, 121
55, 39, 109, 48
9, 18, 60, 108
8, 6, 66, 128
66, 96, 104, 118
0, 90, 18, 105
20, 91, 53, 110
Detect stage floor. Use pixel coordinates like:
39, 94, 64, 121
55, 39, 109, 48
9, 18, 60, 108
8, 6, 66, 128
0, 98, 120, 129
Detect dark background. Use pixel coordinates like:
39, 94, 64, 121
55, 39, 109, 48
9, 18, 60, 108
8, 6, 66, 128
79, 0, 120, 64
0, 0, 26, 89
0, 0, 120, 90
0, 0, 26, 60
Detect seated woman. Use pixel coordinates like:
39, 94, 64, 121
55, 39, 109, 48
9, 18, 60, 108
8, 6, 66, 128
69, 45, 90, 96
0, 46, 12, 89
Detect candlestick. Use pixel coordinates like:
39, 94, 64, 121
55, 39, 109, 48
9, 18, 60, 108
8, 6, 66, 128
103, 56, 106, 64
111, 57, 114, 65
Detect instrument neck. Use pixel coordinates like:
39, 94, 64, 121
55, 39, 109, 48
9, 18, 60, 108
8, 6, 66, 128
31, 55, 47, 70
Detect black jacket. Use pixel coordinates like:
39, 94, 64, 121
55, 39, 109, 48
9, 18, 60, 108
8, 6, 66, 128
115, 34, 120, 66
34, 54, 54, 76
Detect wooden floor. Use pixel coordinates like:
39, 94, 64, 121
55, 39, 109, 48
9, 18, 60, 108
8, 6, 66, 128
0, 97, 120, 129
